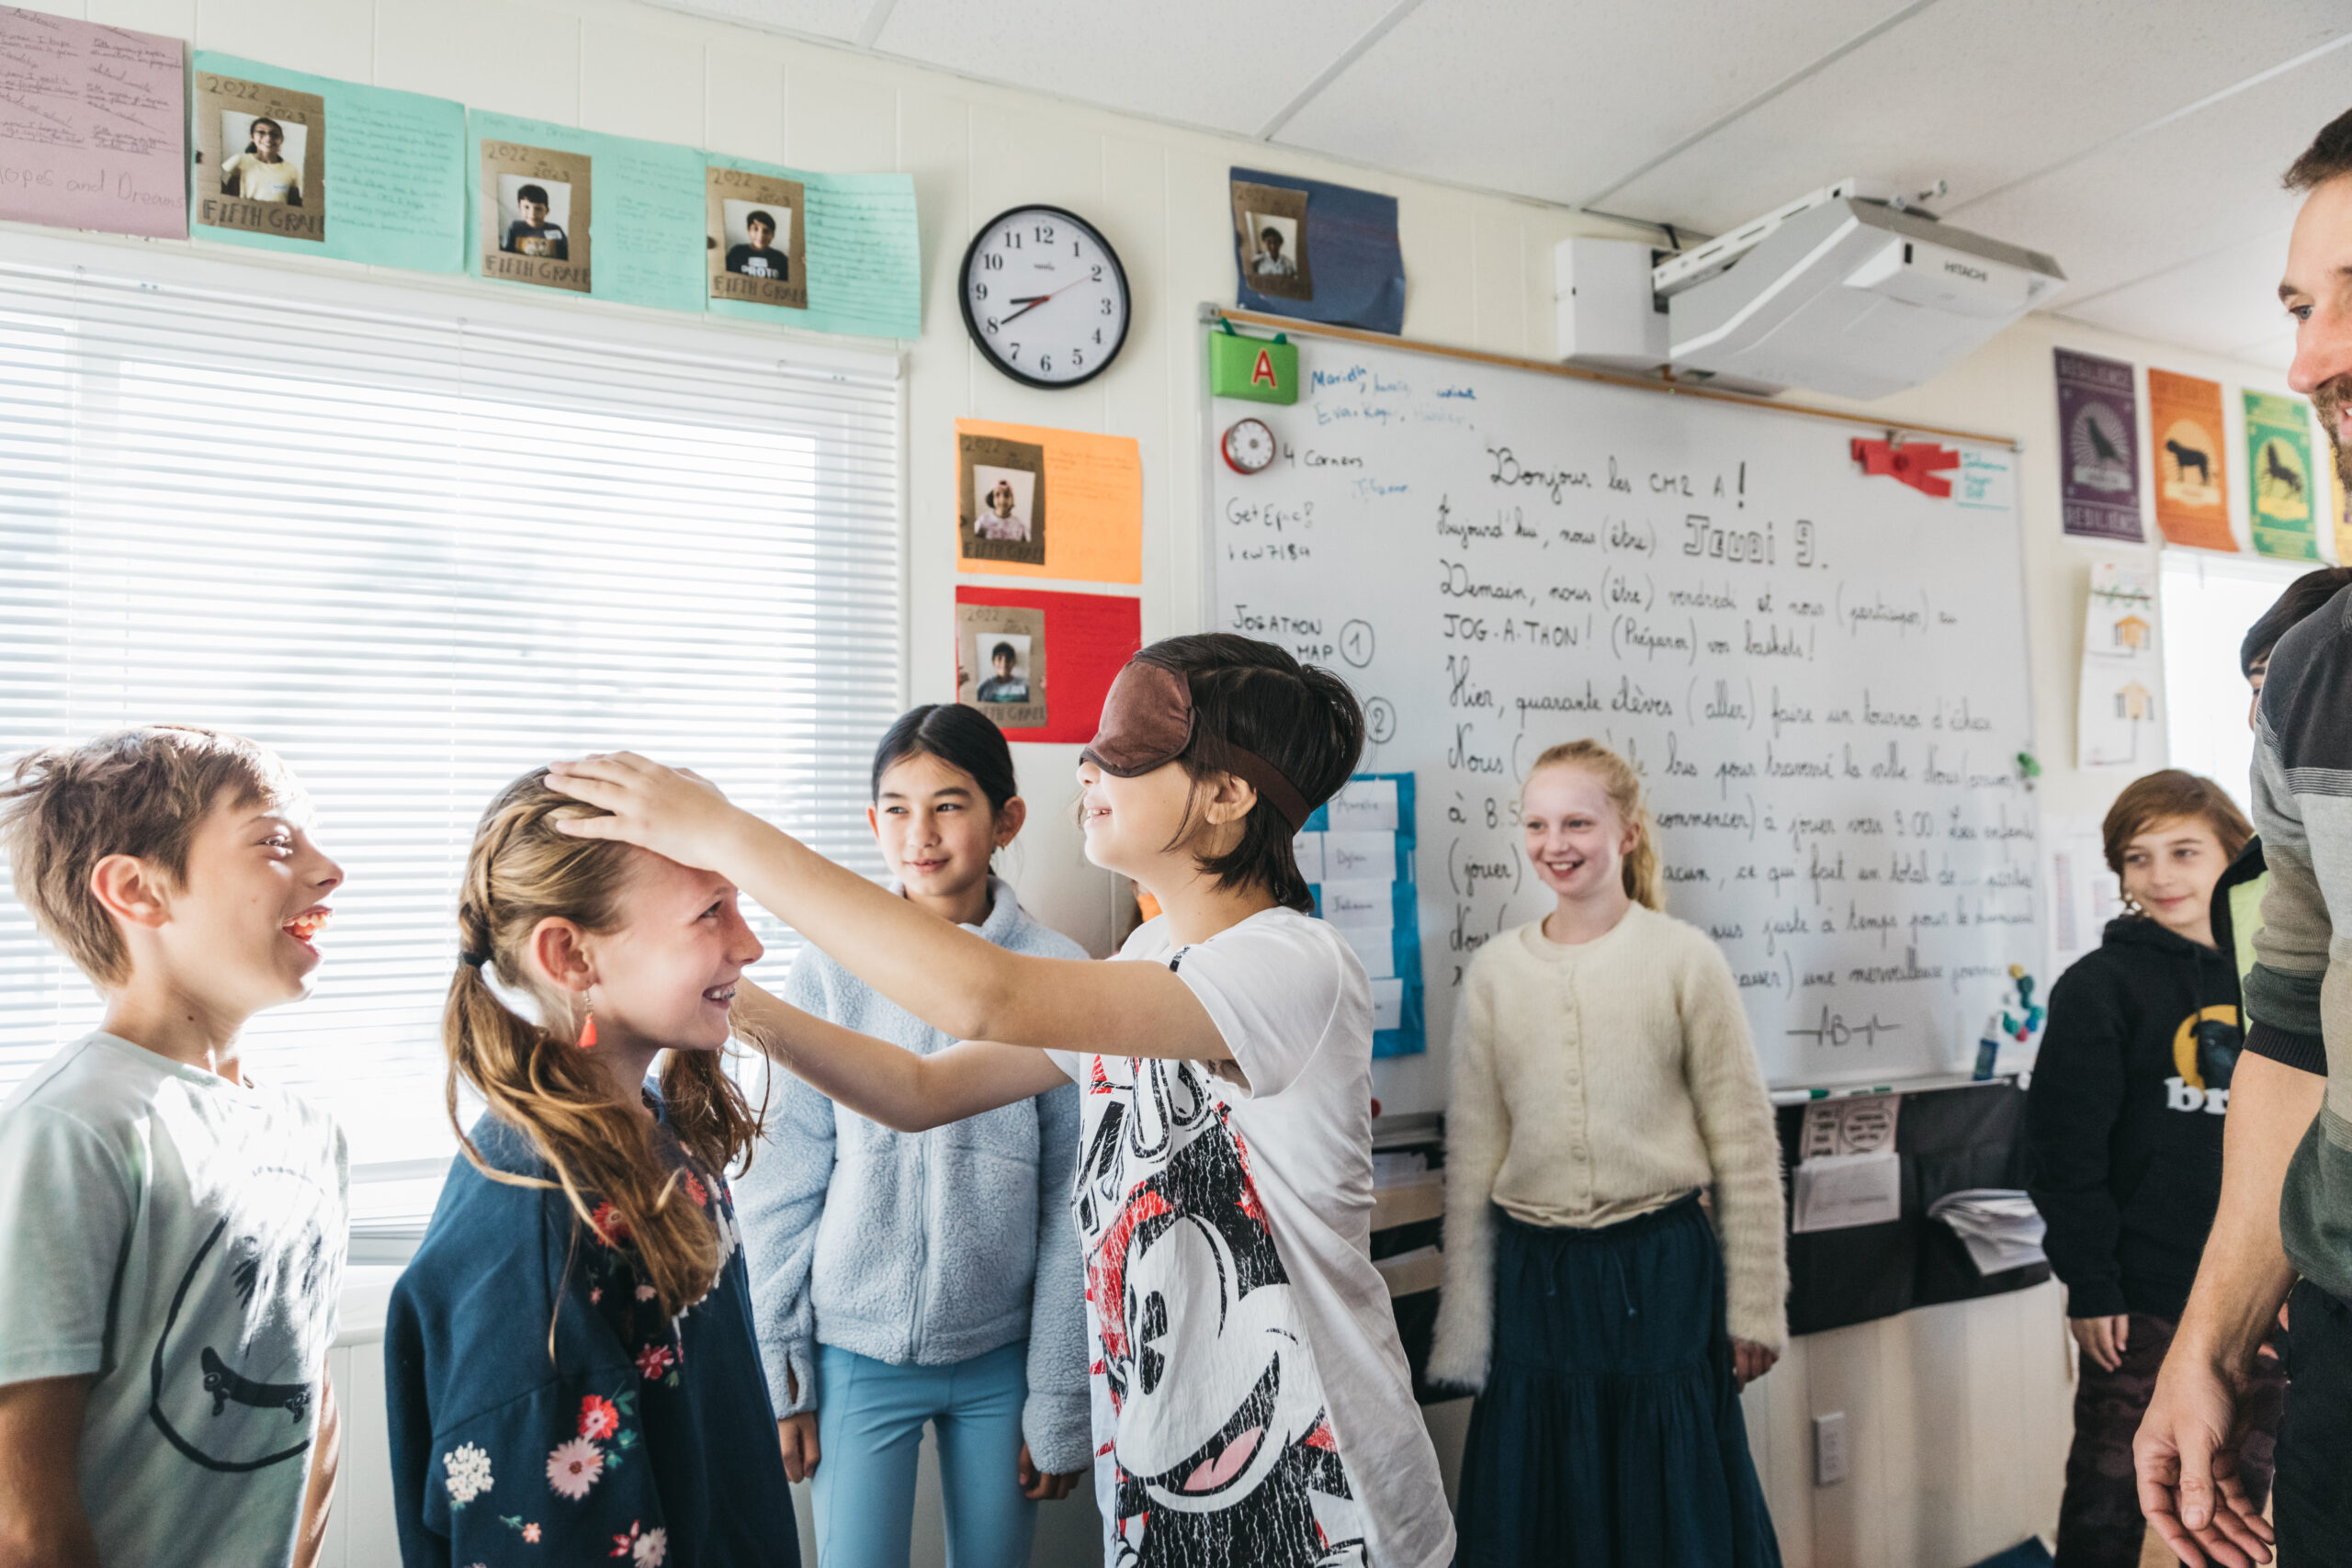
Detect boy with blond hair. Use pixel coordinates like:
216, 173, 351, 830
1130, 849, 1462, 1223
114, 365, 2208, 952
0, 727, 348, 1568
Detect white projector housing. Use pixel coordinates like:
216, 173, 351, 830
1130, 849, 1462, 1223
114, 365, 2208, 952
1658, 186, 2064, 400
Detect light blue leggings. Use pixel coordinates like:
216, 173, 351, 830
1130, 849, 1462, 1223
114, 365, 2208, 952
810, 1340, 1039, 1568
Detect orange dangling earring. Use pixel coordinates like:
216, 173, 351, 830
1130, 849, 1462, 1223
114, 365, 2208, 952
575, 1009, 598, 1050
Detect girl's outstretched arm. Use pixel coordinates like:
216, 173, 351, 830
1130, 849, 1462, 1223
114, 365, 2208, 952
731, 982, 1069, 1132
548, 752, 1232, 1062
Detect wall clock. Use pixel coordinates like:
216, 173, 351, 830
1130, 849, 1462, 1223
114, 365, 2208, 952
960, 205, 1130, 389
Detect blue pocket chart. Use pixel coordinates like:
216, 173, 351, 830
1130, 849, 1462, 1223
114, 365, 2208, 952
1297, 773, 1424, 1056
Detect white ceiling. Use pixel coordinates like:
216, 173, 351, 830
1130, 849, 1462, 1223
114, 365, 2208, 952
657, 0, 2352, 367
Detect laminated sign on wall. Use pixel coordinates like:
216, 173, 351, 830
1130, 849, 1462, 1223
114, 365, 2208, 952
1294, 774, 1425, 1057
2076, 560, 2160, 769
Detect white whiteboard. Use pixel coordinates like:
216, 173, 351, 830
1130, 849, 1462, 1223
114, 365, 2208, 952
1207, 330, 2041, 1100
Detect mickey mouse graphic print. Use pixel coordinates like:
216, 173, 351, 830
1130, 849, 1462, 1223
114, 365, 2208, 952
0, 1032, 346, 1568
1050, 908, 1454, 1568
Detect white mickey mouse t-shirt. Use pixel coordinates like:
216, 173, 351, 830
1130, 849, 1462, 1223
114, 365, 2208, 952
1049, 908, 1453, 1568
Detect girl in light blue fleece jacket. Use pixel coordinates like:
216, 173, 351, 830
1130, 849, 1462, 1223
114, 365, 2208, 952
734, 704, 1088, 1568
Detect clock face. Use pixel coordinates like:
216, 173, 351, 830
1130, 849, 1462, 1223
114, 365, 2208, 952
960, 206, 1130, 389
1223, 418, 1276, 474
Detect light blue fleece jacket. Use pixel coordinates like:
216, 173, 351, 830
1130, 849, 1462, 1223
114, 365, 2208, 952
734, 878, 1091, 1473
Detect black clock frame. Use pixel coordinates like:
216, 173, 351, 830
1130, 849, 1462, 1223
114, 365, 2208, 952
958, 204, 1131, 390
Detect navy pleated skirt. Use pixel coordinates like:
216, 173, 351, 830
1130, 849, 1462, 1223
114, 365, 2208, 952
1455, 1195, 1782, 1567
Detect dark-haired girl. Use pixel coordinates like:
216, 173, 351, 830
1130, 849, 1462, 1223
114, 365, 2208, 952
733, 705, 1088, 1568
550, 634, 1455, 1568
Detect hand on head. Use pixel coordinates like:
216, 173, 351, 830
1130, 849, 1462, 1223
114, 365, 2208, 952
545, 753, 750, 871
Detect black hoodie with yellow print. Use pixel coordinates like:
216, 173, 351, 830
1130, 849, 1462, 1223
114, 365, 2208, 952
2024, 915, 2243, 1322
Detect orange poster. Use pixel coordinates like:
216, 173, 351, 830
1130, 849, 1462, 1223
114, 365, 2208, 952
955, 418, 1143, 584
2147, 369, 2234, 551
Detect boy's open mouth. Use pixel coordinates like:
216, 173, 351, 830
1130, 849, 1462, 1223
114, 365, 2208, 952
282, 908, 331, 944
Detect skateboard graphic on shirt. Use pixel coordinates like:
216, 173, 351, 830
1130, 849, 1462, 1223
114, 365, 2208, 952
1076, 1053, 1366, 1568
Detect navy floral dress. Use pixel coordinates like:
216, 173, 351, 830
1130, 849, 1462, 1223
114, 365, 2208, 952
385, 1106, 799, 1567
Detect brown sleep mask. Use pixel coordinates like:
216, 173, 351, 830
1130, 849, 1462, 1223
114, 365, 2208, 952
1080, 659, 1314, 831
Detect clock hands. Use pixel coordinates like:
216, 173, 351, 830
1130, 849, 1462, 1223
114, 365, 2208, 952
998, 274, 1093, 324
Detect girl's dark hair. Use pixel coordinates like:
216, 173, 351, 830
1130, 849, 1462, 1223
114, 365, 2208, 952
871, 704, 1020, 815
2241, 567, 2352, 677
1140, 633, 1364, 912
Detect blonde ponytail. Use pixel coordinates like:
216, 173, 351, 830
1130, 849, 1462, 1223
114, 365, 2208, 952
1526, 739, 1663, 910
444, 771, 764, 1319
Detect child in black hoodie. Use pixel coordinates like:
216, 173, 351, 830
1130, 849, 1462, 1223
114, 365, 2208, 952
2027, 769, 2287, 1568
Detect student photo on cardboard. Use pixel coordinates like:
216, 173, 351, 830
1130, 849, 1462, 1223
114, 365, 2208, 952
1232, 179, 1311, 300
707, 167, 808, 310
958, 432, 1047, 566
195, 73, 326, 243
956, 604, 1046, 730
481, 141, 590, 293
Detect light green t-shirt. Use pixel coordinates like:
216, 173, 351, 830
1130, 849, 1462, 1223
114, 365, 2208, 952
0, 1032, 346, 1568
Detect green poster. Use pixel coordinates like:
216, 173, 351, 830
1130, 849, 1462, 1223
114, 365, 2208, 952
191, 52, 466, 272
703, 153, 921, 338
467, 111, 705, 314
2245, 389, 2320, 561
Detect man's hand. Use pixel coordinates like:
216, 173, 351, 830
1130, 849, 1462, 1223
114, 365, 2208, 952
1732, 1338, 1779, 1389
1017, 1441, 1082, 1502
776, 1413, 820, 1483
2134, 1352, 2274, 1568
2070, 1314, 2131, 1374
546, 752, 756, 873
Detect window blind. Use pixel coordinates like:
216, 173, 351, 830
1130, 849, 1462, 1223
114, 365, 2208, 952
0, 255, 902, 1169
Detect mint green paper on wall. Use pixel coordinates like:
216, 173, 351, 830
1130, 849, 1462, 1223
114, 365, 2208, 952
190, 53, 465, 271
704, 153, 919, 338
468, 111, 704, 314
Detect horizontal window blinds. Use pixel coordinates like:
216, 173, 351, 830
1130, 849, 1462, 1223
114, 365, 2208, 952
0, 260, 901, 1166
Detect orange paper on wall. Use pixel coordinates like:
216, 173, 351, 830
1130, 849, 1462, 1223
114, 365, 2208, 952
955, 418, 1142, 584
2147, 369, 2234, 552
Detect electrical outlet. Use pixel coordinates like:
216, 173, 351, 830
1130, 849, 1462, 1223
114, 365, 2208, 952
1813, 1411, 1849, 1486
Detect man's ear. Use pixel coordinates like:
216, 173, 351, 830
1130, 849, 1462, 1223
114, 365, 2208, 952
89, 854, 172, 931
526, 917, 596, 995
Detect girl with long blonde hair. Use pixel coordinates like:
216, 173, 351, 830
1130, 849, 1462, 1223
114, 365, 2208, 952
1430, 739, 1786, 1566
382, 771, 799, 1568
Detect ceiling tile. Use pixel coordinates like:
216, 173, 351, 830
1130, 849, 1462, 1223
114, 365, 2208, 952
1274, 0, 1900, 208
871, 0, 1401, 137
641, 0, 873, 44
1600, 0, 2349, 235
2054, 228, 2297, 358
1949, 42, 2346, 302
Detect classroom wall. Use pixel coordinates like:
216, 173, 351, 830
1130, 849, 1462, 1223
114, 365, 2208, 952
7, 1, 2316, 1563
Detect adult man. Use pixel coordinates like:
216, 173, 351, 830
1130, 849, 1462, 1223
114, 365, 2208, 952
2136, 106, 2352, 1567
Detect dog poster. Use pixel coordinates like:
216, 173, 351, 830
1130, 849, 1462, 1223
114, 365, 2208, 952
956, 603, 1046, 731
2147, 369, 2233, 552
194, 71, 326, 243
2245, 389, 2319, 562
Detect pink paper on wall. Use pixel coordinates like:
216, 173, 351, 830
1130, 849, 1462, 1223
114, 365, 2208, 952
0, 8, 185, 239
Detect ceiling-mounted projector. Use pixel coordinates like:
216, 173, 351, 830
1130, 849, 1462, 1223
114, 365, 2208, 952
1655, 179, 2064, 400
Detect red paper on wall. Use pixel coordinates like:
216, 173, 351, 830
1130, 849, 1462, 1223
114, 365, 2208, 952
953, 585, 1141, 743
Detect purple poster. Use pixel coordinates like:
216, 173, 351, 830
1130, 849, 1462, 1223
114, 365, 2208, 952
2055, 348, 2143, 540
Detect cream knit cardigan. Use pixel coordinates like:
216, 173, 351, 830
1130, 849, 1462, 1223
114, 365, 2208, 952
1428, 903, 1789, 1389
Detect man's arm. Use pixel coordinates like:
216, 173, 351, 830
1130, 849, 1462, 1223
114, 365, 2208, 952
0, 1376, 96, 1568
291, 1362, 338, 1568
2135, 1052, 2319, 1567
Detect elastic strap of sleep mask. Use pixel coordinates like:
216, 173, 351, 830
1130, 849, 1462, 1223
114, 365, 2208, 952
1081, 659, 1315, 832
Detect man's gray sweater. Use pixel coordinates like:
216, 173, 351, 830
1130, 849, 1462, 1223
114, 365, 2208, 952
732, 878, 1091, 1472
